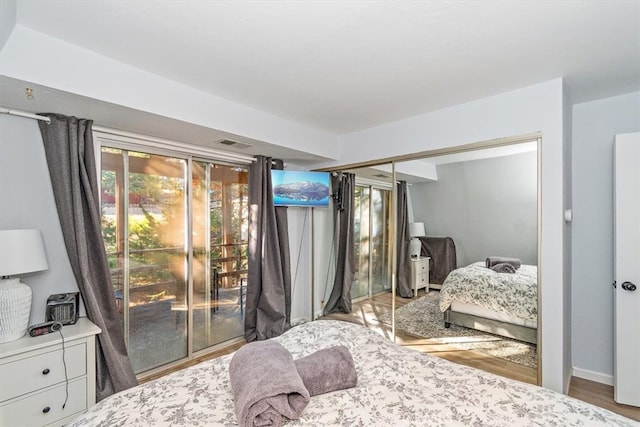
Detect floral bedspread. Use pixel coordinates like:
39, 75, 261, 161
439, 262, 538, 324
69, 320, 635, 426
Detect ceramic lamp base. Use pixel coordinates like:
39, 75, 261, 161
0, 277, 32, 343
409, 238, 422, 258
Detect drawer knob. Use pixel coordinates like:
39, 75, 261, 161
42, 406, 51, 414
42, 368, 50, 375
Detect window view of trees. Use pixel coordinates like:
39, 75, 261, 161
351, 184, 392, 300
205, 165, 248, 291
209, 179, 248, 277
101, 152, 186, 302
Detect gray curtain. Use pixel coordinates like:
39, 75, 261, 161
323, 172, 356, 315
396, 181, 413, 297
38, 114, 137, 401
245, 156, 292, 341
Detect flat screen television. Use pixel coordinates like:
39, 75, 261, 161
271, 170, 330, 207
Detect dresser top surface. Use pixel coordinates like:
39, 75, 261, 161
0, 317, 100, 358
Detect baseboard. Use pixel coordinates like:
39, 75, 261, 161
572, 367, 614, 386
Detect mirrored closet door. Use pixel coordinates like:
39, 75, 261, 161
391, 138, 540, 383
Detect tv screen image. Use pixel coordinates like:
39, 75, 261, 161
271, 170, 330, 207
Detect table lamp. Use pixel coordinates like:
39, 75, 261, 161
0, 229, 49, 343
409, 222, 426, 258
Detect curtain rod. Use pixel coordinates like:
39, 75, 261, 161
1, 106, 255, 164
0, 107, 51, 123
1, 107, 295, 166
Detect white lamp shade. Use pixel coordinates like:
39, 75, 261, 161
0, 229, 48, 276
409, 222, 426, 238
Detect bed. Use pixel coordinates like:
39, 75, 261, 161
68, 319, 636, 426
439, 261, 538, 344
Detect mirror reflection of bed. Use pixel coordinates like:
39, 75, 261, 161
398, 139, 539, 381
441, 259, 537, 343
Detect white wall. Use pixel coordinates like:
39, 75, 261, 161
287, 207, 313, 323
411, 151, 538, 268
0, 115, 82, 325
311, 207, 333, 319
571, 91, 640, 385
316, 79, 568, 393
0, 0, 16, 51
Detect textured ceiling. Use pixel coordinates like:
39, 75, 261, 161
12, 1, 640, 134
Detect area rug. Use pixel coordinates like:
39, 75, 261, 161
379, 292, 537, 369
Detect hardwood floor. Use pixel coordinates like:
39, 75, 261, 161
569, 377, 640, 421
321, 290, 639, 421
143, 289, 639, 421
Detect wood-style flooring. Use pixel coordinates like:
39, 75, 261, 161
143, 289, 639, 421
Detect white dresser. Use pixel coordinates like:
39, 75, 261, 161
0, 318, 101, 427
410, 256, 430, 297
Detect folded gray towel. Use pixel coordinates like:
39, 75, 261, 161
490, 263, 517, 274
229, 340, 310, 427
294, 345, 357, 396
486, 256, 521, 269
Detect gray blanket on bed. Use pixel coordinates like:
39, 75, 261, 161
485, 256, 521, 270
490, 262, 517, 274
294, 345, 357, 396
229, 340, 310, 427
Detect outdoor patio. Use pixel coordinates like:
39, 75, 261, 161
127, 286, 245, 373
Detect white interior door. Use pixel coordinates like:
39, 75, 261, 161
614, 132, 640, 407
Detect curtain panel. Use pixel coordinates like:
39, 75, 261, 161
396, 181, 413, 298
245, 156, 292, 341
38, 114, 137, 401
323, 172, 356, 315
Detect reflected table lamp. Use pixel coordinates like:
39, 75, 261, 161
409, 222, 426, 258
0, 229, 49, 343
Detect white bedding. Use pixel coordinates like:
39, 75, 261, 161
68, 320, 636, 426
439, 262, 537, 325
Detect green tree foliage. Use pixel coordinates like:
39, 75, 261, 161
101, 158, 248, 288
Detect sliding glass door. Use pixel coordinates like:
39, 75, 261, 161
351, 183, 392, 300
370, 187, 392, 294
101, 146, 248, 374
192, 162, 248, 352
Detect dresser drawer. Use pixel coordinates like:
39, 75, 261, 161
411, 260, 428, 277
0, 377, 86, 427
0, 343, 86, 402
